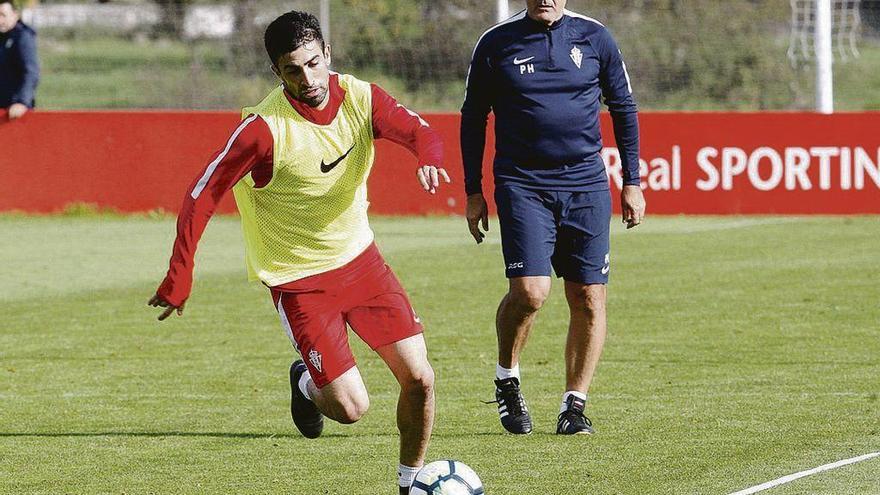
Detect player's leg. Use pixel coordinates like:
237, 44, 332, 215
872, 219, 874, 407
557, 281, 606, 434
341, 246, 432, 493
301, 365, 371, 424
374, 335, 434, 470
563, 283, 607, 394
496, 276, 552, 369
553, 189, 612, 434
491, 185, 557, 434
273, 289, 370, 438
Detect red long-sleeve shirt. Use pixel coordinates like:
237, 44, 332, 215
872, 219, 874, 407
157, 74, 444, 307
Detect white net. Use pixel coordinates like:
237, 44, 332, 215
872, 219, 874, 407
788, 0, 862, 66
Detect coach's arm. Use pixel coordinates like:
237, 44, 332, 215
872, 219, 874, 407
460, 38, 493, 244
598, 27, 645, 229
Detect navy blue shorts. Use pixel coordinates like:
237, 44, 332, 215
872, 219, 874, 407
494, 184, 611, 285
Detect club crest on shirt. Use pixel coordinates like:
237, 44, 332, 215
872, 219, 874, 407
570, 46, 583, 69
5, 39, 12, 49
308, 349, 323, 373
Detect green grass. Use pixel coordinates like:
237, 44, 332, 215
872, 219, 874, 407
1, 215, 879, 494
835, 42, 880, 111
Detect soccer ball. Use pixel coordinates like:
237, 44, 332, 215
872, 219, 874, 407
409, 460, 484, 495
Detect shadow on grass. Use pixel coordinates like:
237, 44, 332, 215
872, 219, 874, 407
0, 431, 518, 439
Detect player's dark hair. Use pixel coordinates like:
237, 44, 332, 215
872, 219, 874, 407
264, 10, 325, 66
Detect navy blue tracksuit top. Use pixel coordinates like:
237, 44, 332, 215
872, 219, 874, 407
0, 21, 39, 108
460, 10, 640, 195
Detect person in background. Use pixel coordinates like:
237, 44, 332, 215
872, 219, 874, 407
461, 0, 645, 436
0, 0, 39, 121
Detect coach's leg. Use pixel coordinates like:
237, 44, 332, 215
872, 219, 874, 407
376, 334, 434, 468
496, 276, 552, 368
563, 282, 607, 393
306, 366, 370, 424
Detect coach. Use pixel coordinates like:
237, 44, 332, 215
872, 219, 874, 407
0, 0, 39, 120
460, 0, 645, 435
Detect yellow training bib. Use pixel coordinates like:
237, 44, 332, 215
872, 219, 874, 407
233, 74, 376, 286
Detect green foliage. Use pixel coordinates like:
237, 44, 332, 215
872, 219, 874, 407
32, 1, 880, 110
333, 1, 491, 98
59, 202, 122, 217
568, 0, 799, 109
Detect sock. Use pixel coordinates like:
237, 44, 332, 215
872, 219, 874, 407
298, 369, 314, 401
398, 463, 421, 489
496, 363, 520, 381
560, 390, 588, 414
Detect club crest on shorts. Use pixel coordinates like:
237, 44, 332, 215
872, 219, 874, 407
308, 349, 323, 373
570, 46, 583, 68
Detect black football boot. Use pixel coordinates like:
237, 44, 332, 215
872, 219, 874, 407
289, 360, 324, 439
488, 377, 533, 434
556, 394, 594, 435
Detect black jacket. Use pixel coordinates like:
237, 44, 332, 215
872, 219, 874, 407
0, 21, 39, 108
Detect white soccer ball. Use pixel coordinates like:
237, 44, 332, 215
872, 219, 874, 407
409, 460, 484, 495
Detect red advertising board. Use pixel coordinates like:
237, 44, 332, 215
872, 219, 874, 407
1, 110, 877, 214
607, 112, 880, 214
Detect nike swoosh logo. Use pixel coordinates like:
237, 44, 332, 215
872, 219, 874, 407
320, 145, 355, 173
601, 265, 610, 275
513, 56, 535, 65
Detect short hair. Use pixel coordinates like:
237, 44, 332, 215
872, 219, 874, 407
264, 10, 325, 66
0, 0, 18, 10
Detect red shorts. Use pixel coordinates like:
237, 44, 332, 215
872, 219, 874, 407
270, 243, 423, 388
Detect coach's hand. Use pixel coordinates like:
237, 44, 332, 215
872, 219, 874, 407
417, 164, 451, 194
621, 185, 646, 229
466, 193, 489, 244
7, 103, 28, 120
148, 294, 185, 321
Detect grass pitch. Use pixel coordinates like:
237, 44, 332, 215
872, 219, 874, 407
1, 215, 878, 494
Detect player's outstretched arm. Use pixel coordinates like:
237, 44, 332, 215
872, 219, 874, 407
148, 114, 273, 321
370, 84, 449, 194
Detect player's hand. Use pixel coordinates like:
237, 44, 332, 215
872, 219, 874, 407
466, 193, 489, 244
416, 164, 451, 194
621, 184, 646, 229
147, 294, 185, 321
7, 103, 28, 120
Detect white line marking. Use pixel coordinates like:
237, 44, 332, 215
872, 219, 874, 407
727, 451, 880, 495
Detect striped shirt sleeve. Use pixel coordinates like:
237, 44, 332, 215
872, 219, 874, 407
156, 114, 273, 307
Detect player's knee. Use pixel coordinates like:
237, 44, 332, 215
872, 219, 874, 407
336, 393, 370, 424
567, 284, 606, 315
510, 286, 549, 313
401, 364, 434, 398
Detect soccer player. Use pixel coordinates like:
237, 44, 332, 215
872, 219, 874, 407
148, 11, 449, 494
0, 0, 39, 120
460, 0, 646, 435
